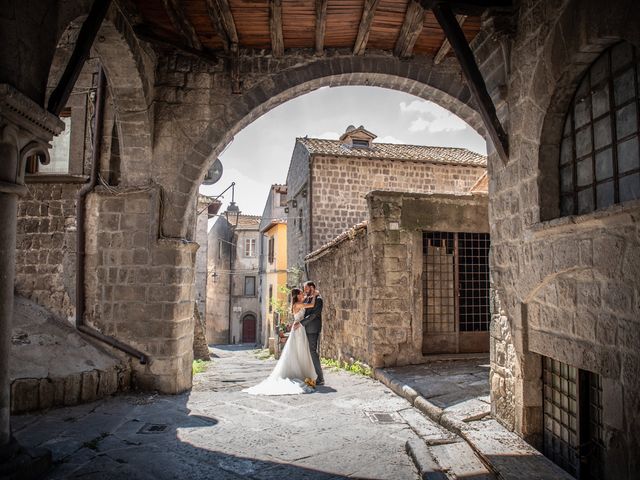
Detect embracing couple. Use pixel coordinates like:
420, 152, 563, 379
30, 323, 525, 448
244, 281, 324, 395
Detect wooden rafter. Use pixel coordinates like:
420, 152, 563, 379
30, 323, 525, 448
315, 0, 328, 55
270, 0, 284, 57
434, 15, 467, 64
432, 2, 509, 162
162, 0, 202, 51
353, 0, 381, 55
133, 25, 217, 63
418, 0, 512, 15
204, 0, 239, 52
394, 1, 425, 58
48, 0, 112, 115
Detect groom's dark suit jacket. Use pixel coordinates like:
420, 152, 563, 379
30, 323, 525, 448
300, 295, 323, 334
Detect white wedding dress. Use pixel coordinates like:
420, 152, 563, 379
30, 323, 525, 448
243, 309, 317, 395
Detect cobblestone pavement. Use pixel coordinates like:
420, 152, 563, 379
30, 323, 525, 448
12, 346, 432, 479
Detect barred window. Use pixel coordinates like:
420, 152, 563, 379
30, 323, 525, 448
560, 41, 640, 216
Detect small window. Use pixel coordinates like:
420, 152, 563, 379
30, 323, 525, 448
244, 238, 256, 257
352, 138, 370, 148
218, 239, 222, 260
279, 192, 287, 207
268, 285, 273, 313
268, 237, 275, 264
40, 109, 72, 174
244, 276, 256, 296
298, 209, 303, 233
559, 41, 640, 217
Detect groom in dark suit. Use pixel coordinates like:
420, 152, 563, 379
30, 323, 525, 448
299, 281, 324, 385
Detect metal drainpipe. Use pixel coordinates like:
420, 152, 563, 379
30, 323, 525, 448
227, 226, 233, 344
75, 66, 148, 365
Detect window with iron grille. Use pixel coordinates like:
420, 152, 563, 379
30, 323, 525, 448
268, 237, 275, 264
559, 41, 640, 216
422, 232, 491, 336
244, 276, 256, 296
542, 356, 605, 479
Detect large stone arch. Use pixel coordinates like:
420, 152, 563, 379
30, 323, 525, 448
162, 54, 485, 238
48, 7, 154, 184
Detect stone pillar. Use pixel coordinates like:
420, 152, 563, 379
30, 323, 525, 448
0, 85, 63, 453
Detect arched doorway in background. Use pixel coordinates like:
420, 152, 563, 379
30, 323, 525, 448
242, 314, 257, 344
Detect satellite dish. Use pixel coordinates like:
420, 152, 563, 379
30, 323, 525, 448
203, 158, 223, 185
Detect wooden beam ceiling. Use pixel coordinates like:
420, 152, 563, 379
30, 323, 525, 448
270, 0, 284, 57
205, 0, 238, 52
394, 1, 425, 58
353, 0, 381, 55
315, 0, 328, 55
432, 2, 509, 162
161, 0, 202, 50
434, 14, 467, 64
418, 0, 512, 16
48, 0, 112, 115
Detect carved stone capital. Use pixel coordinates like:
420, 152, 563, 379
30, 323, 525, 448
0, 84, 65, 191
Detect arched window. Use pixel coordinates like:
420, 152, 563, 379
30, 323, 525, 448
560, 42, 640, 216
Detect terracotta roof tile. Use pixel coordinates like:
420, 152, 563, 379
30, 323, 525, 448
297, 138, 486, 167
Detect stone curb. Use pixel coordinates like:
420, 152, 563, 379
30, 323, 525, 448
405, 437, 448, 480
373, 368, 492, 476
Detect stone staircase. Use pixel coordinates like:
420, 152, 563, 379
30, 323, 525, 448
10, 296, 130, 414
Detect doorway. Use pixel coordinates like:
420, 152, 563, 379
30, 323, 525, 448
422, 231, 490, 354
242, 314, 256, 343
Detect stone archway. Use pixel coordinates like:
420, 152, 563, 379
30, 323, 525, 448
47, 9, 154, 186
159, 54, 486, 238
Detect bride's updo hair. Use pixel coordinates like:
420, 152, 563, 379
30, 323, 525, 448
290, 288, 302, 306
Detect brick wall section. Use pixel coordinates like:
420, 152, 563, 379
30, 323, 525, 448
311, 156, 484, 250
15, 182, 81, 320
84, 186, 196, 394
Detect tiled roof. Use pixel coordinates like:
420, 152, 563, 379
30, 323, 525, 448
235, 215, 261, 229
305, 221, 368, 262
470, 172, 489, 194
297, 137, 486, 167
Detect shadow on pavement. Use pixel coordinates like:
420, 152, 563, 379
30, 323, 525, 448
11, 392, 375, 480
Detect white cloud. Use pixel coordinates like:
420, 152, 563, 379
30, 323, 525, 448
400, 100, 468, 133
374, 135, 404, 144
409, 117, 429, 132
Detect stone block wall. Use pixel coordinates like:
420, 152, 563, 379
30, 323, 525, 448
311, 156, 485, 251
306, 225, 370, 364
307, 191, 488, 369
486, 0, 640, 475
84, 186, 196, 393
15, 181, 81, 320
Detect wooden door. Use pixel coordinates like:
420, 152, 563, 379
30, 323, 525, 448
242, 314, 256, 343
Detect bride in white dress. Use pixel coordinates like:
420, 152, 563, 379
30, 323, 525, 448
244, 288, 318, 395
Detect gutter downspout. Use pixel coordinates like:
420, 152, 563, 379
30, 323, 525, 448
75, 67, 148, 365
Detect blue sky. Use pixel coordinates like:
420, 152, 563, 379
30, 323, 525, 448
200, 85, 486, 216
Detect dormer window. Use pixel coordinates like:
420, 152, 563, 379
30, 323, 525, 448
352, 139, 370, 148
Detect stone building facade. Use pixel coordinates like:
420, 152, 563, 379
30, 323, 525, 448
258, 184, 288, 346
206, 214, 261, 345
285, 126, 487, 277
307, 190, 489, 368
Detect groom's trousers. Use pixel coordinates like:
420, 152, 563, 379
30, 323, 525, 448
307, 333, 324, 382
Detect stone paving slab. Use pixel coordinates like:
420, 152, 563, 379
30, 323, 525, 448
375, 360, 575, 480
13, 346, 423, 479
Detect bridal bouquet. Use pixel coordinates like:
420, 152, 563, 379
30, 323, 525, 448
277, 322, 291, 336
304, 378, 316, 388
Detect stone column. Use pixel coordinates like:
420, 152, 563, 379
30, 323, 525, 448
0, 85, 63, 453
